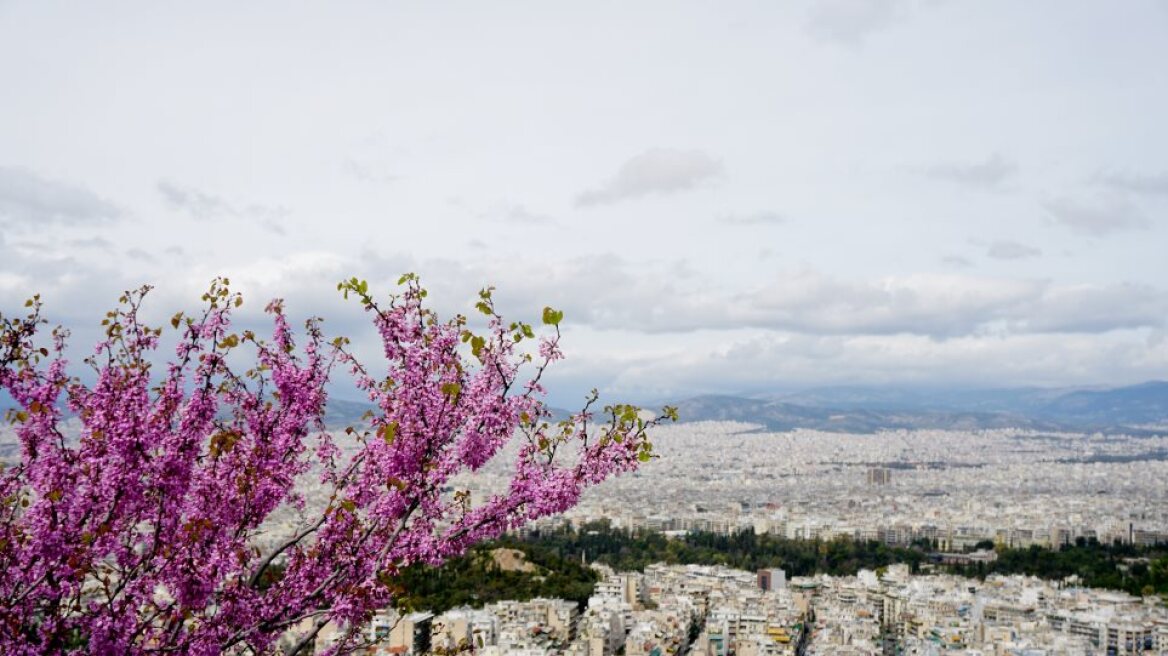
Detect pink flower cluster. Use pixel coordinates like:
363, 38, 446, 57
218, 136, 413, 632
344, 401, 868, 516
0, 279, 672, 655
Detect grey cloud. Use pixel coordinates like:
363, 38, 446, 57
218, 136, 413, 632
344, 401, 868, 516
257, 218, 287, 236
1044, 196, 1149, 236
575, 149, 722, 207
500, 204, 555, 226
9, 244, 1164, 409
1096, 171, 1168, 196
0, 235, 128, 326
342, 159, 399, 184
732, 274, 1165, 337
718, 211, 785, 226
157, 180, 289, 225
607, 330, 1168, 401
806, 0, 899, 46
923, 153, 1016, 189
353, 254, 1167, 339
125, 248, 155, 262
157, 181, 233, 219
941, 255, 973, 268
731, 272, 1045, 337
1020, 283, 1168, 334
243, 203, 288, 222
0, 166, 121, 228
16, 245, 1159, 366
734, 275, 1164, 337
582, 263, 1154, 337
985, 240, 1041, 260
66, 236, 115, 251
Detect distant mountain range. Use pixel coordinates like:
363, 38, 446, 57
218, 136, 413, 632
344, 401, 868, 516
5, 381, 1167, 434
296, 381, 1168, 434
669, 381, 1168, 433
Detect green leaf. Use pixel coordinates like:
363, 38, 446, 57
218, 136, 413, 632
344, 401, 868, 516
378, 421, 399, 444
542, 307, 563, 326
441, 382, 461, 402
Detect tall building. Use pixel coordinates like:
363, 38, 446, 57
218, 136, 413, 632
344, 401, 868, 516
867, 467, 892, 485
757, 568, 786, 591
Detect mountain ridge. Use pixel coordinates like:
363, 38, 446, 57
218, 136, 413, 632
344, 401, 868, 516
5, 381, 1167, 434
668, 381, 1168, 433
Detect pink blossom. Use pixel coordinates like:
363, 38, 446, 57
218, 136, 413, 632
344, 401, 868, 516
0, 279, 673, 654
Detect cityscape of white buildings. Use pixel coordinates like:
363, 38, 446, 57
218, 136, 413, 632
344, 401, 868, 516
315, 562, 1168, 655
808, 565, 1168, 655
495, 422, 1168, 550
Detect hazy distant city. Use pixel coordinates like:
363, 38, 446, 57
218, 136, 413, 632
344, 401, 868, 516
529, 422, 1168, 550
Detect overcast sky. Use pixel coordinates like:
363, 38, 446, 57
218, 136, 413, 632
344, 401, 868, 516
2, 1, 1167, 406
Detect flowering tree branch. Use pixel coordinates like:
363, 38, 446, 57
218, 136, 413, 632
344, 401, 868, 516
0, 276, 675, 655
